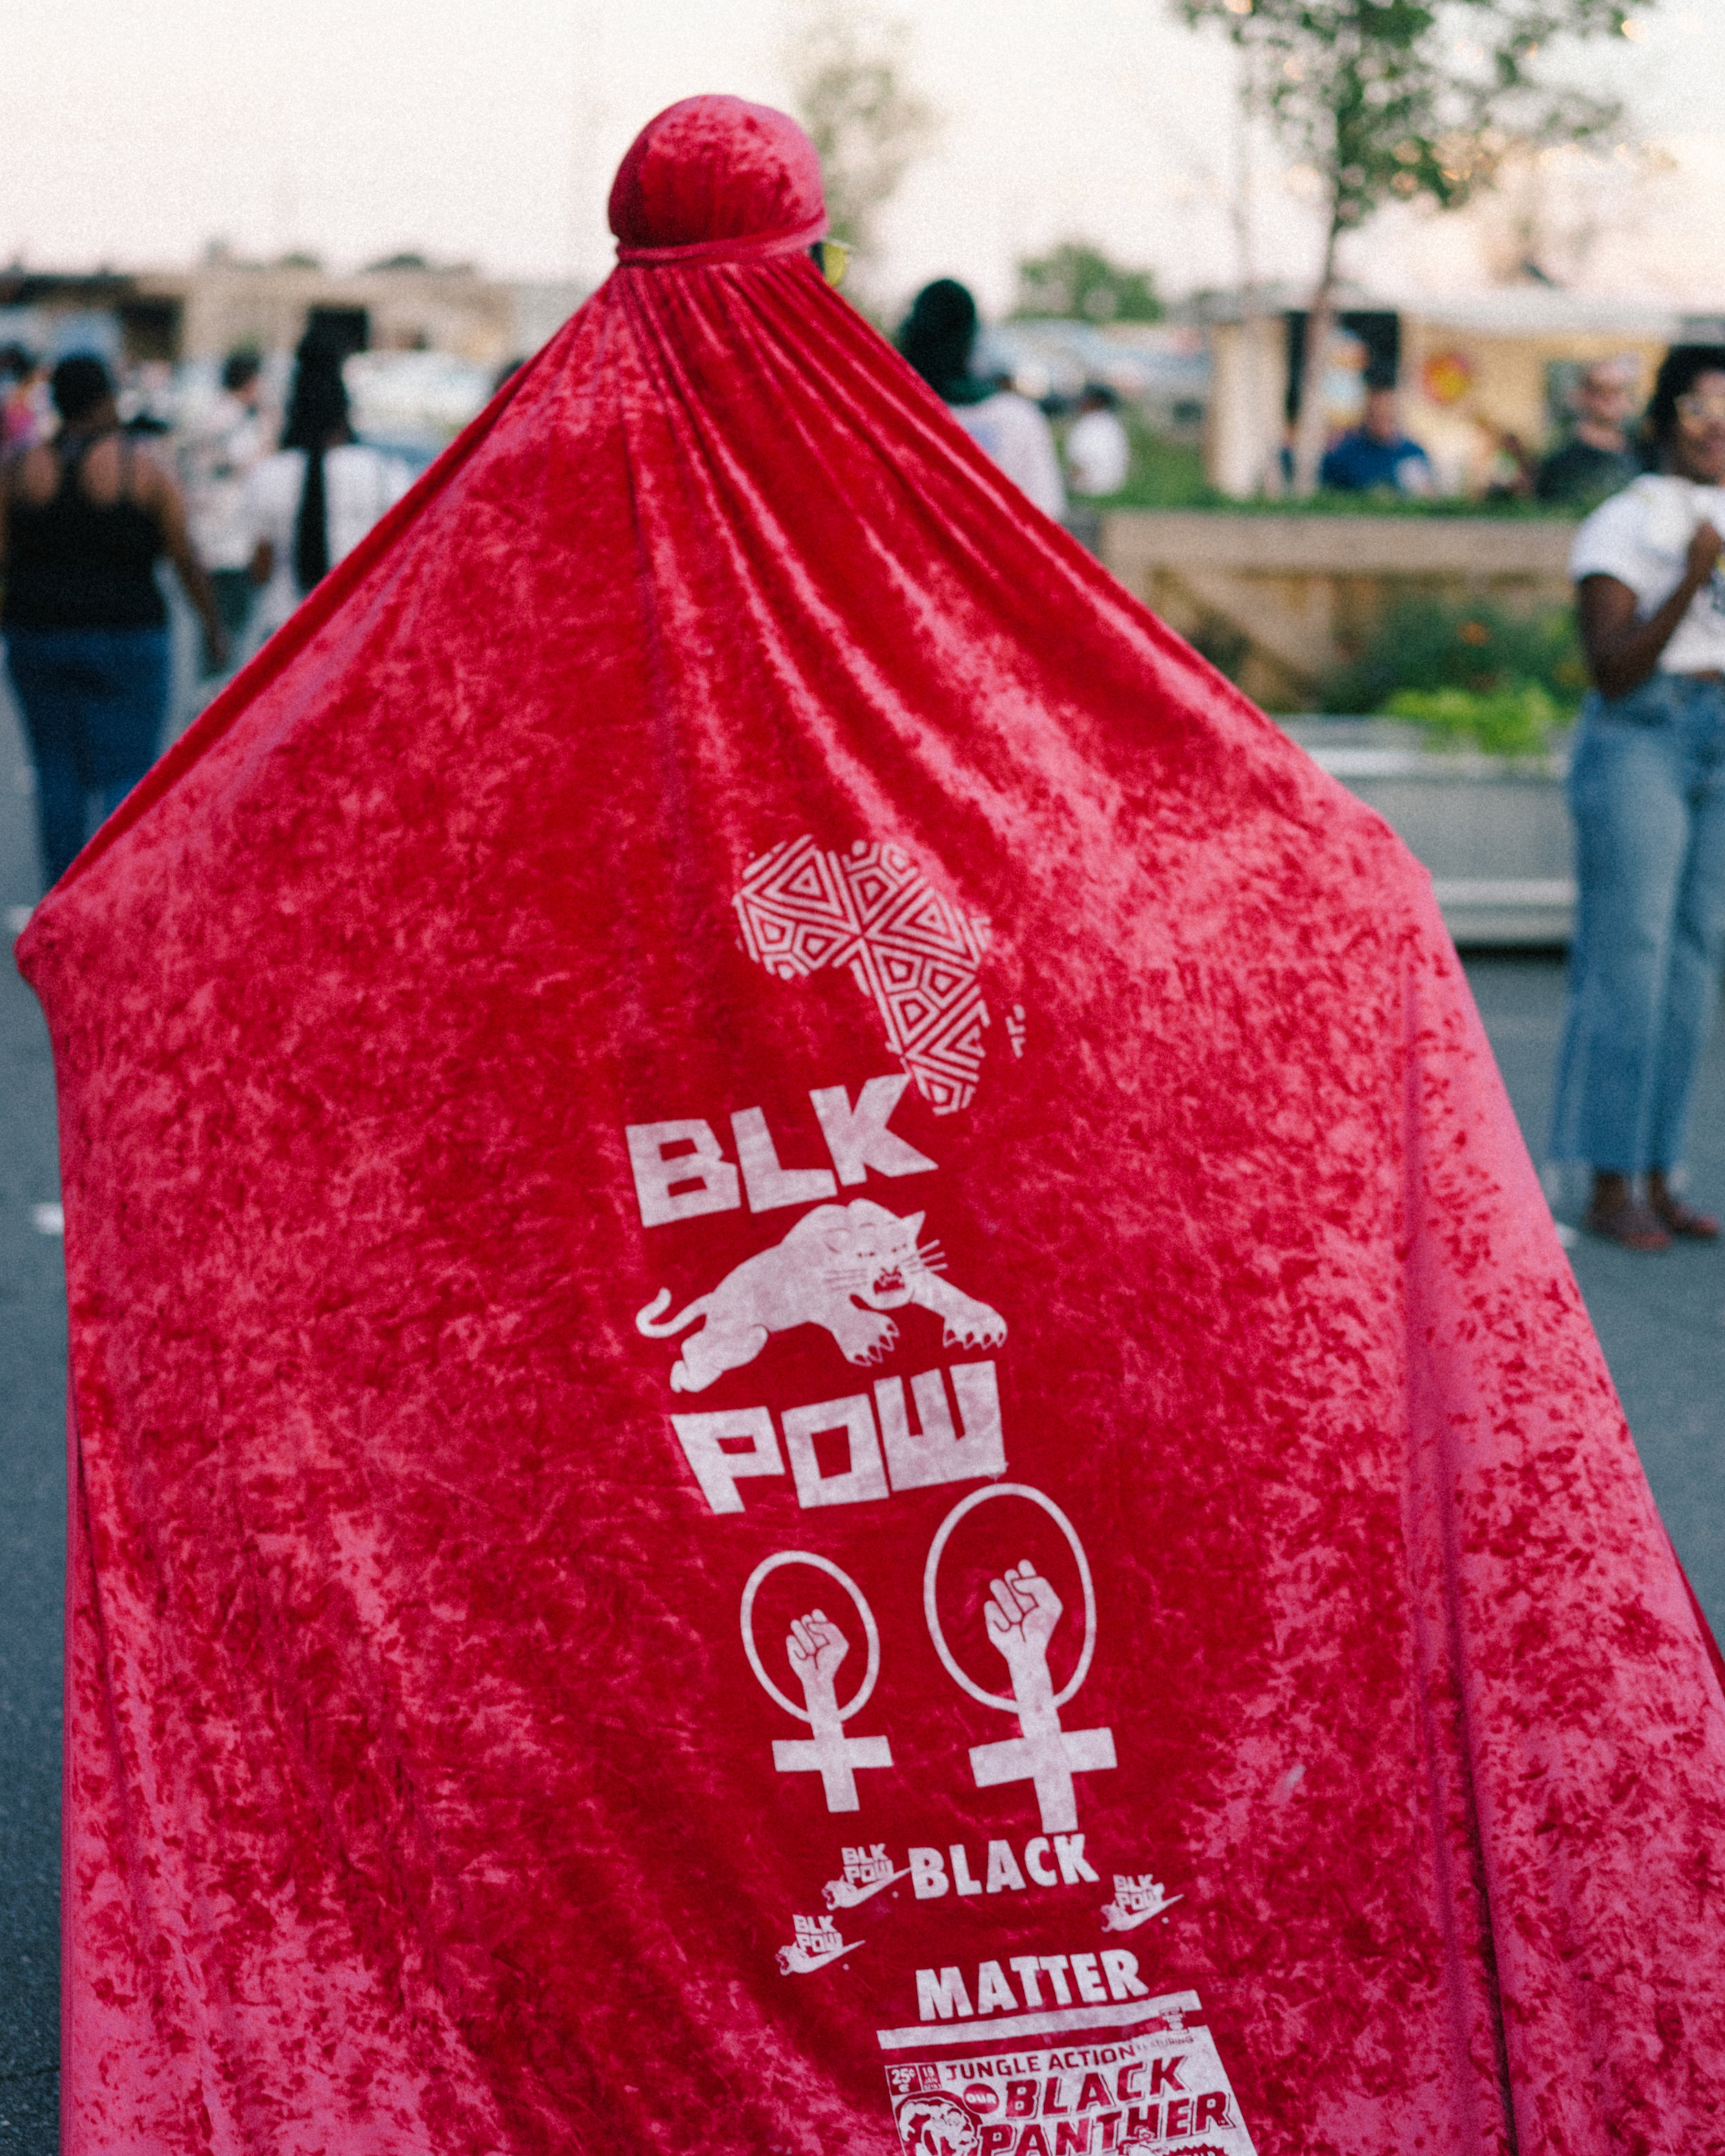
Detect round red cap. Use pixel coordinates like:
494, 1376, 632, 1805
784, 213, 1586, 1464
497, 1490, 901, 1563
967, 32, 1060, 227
608, 96, 827, 255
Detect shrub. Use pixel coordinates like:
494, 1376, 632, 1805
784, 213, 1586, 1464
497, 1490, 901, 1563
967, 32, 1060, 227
1321, 592, 1587, 718
1383, 682, 1566, 758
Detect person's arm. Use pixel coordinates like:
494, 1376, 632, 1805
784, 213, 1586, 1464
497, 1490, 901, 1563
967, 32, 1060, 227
144, 453, 228, 667
1395, 444, 1435, 499
1579, 520, 1722, 698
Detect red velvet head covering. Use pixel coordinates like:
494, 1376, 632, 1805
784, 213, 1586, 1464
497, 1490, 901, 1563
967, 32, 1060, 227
20, 94, 1725, 2156
609, 94, 827, 262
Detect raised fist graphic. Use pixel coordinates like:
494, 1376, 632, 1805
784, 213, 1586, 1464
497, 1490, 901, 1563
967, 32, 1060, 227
984, 1561, 1063, 1691
787, 1608, 849, 1709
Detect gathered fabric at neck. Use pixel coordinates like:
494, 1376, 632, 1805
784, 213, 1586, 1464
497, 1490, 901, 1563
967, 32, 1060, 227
614, 210, 826, 267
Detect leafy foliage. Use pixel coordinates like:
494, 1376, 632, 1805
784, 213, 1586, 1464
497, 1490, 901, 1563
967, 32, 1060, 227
1178, 0, 1638, 492
1176, 0, 1632, 243
1385, 682, 1568, 755
786, 2, 940, 261
1321, 591, 1588, 729
1014, 243, 1163, 324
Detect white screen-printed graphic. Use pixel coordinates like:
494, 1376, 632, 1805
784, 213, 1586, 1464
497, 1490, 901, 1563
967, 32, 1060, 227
638, 1200, 1005, 1393
624, 1076, 937, 1230
881, 2001, 1259, 2155
733, 835, 996, 1116
741, 1552, 894, 1812
925, 1486, 1116, 1834
776, 1910, 863, 1976
825, 1842, 911, 1910
1101, 1873, 1181, 1932
670, 1363, 1006, 1515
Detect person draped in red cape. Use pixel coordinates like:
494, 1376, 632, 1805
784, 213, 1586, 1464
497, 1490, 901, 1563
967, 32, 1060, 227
19, 93, 1725, 2156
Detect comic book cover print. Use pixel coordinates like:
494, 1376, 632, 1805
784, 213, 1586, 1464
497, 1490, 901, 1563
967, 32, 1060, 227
886, 2020, 1255, 2156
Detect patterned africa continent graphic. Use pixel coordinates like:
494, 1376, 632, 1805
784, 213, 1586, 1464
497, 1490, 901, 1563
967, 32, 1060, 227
733, 836, 994, 1114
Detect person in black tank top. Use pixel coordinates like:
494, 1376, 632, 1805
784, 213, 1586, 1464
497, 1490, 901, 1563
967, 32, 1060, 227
1, 354, 226, 889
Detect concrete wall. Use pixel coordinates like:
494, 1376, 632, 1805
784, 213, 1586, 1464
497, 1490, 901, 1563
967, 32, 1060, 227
1100, 509, 1575, 711
1284, 720, 1573, 946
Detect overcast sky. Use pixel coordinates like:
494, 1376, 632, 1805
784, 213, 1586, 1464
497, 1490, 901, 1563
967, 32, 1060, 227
4, 0, 1723, 314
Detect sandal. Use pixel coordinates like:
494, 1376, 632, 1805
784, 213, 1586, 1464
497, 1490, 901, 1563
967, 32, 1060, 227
1584, 1200, 1672, 1252
1649, 1193, 1721, 1240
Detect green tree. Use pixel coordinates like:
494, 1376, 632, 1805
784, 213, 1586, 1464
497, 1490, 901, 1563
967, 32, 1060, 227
785, 2, 940, 268
1013, 242, 1164, 324
1176, 0, 1635, 492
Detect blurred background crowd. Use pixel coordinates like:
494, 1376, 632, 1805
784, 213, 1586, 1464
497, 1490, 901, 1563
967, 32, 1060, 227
0, 228, 1705, 744
3, 0, 1725, 880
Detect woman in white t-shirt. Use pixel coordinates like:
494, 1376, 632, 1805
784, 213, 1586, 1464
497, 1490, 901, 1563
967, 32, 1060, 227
895, 280, 1066, 522
244, 336, 413, 647
1551, 344, 1725, 1249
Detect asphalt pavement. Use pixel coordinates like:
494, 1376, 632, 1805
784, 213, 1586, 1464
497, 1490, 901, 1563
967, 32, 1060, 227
0, 687, 67, 2155
0, 683, 1722, 2154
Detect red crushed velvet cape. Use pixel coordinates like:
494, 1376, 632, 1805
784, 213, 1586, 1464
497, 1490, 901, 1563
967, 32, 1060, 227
20, 95, 1725, 2156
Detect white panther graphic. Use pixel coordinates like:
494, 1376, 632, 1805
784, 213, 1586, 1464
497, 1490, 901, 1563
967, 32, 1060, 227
635, 1200, 1007, 1393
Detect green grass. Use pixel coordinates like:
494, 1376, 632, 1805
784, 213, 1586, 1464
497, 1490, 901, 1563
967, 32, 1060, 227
1078, 413, 1583, 517
1105, 424, 1219, 509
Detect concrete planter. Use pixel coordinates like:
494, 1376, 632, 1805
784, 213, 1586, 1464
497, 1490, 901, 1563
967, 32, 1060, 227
1279, 718, 1574, 948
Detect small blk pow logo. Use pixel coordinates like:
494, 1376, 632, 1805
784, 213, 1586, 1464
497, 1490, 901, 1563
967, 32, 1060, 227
1101, 1872, 1183, 1931
825, 1842, 909, 1910
733, 836, 994, 1115
776, 1911, 861, 1975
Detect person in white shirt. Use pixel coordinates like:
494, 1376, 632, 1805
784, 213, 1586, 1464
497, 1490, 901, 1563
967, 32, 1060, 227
895, 279, 1065, 521
181, 350, 271, 672
1551, 344, 1725, 1249
1065, 384, 1131, 499
244, 335, 413, 648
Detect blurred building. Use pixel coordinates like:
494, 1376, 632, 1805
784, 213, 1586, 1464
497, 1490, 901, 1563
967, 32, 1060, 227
1198, 286, 1725, 497
0, 255, 585, 370
983, 319, 1210, 435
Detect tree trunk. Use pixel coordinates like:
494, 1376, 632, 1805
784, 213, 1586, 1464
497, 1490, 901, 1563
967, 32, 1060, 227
1290, 216, 1343, 498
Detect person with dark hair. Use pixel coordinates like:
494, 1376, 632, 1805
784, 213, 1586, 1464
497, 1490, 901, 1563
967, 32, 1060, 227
896, 278, 1065, 518
1, 342, 45, 450
1319, 378, 1433, 494
1552, 344, 1725, 1247
1536, 357, 1644, 507
0, 351, 226, 888
241, 333, 411, 646
180, 348, 271, 672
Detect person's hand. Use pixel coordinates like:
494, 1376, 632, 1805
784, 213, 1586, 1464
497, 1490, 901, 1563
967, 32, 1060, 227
984, 1561, 1063, 1678
1686, 520, 1723, 586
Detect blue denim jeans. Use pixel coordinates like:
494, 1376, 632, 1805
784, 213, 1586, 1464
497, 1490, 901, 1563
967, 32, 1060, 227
1550, 672, 1725, 1174
3, 626, 170, 889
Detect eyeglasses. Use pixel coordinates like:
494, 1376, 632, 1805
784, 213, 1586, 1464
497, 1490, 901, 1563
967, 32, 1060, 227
811, 240, 851, 288
1677, 391, 1725, 424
